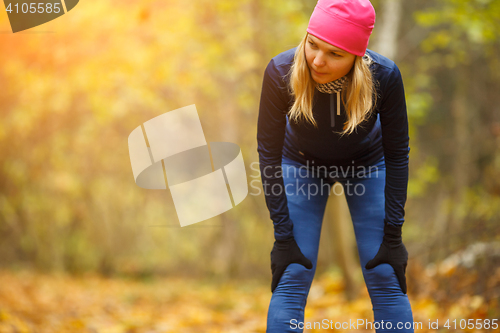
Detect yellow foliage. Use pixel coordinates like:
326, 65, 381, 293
0, 269, 496, 333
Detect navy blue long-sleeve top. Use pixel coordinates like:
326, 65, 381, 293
257, 47, 410, 241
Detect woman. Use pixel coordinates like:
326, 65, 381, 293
257, 0, 414, 332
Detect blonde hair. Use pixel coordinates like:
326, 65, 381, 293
286, 32, 378, 137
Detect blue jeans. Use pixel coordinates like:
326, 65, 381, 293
267, 155, 414, 333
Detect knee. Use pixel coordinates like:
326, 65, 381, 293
363, 263, 400, 292
279, 263, 316, 291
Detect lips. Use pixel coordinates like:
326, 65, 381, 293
312, 69, 326, 75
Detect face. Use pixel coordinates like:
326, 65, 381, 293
305, 34, 356, 84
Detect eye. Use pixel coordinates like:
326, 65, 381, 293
308, 41, 315, 47
331, 52, 340, 57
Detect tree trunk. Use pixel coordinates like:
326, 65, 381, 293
448, 66, 471, 247
323, 190, 360, 301
373, 0, 402, 61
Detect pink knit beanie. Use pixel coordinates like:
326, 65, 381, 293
306, 0, 376, 57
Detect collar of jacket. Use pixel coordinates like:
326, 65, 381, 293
315, 75, 347, 94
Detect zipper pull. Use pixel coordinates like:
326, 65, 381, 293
337, 91, 340, 116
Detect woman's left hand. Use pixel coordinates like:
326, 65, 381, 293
365, 222, 408, 294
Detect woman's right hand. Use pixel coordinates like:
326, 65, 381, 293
271, 237, 313, 293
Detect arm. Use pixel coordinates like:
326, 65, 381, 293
379, 64, 410, 228
258, 58, 314, 293
365, 64, 410, 294
257, 58, 293, 241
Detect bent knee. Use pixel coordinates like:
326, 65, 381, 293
280, 263, 316, 288
363, 263, 398, 288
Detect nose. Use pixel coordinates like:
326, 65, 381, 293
313, 52, 326, 67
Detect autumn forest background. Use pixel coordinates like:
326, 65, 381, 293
1, 0, 500, 332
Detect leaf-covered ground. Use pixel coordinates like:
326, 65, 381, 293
0, 269, 497, 332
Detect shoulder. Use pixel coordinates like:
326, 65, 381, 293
265, 47, 297, 81
365, 48, 396, 71
365, 49, 403, 89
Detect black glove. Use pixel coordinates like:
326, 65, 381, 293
271, 237, 313, 293
365, 222, 408, 294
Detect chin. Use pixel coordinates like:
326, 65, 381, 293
313, 77, 330, 84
